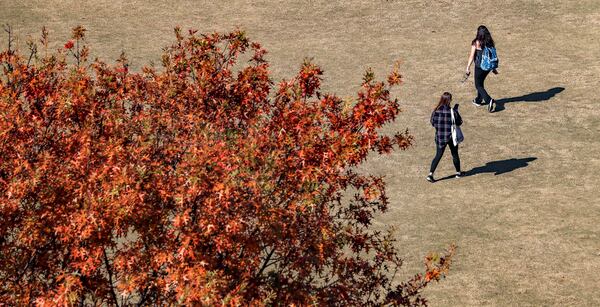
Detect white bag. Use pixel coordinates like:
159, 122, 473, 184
451, 109, 464, 145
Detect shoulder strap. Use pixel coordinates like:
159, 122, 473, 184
450, 108, 456, 124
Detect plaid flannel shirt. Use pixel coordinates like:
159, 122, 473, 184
430, 105, 462, 148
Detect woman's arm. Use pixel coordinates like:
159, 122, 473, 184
466, 44, 476, 75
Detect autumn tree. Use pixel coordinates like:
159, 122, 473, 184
0, 25, 454, 305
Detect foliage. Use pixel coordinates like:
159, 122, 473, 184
0, 25, 454, 306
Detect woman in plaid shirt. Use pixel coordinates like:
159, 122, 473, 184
427, 92, 463, 182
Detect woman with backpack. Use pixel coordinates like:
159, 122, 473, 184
427, 92, 463, 183
466, 25, 498, 112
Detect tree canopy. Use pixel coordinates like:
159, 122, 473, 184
0, 26, 453, 306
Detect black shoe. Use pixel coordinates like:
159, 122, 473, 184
426, 175, 435, 183
488, 99, 494, 113
455, 172, 465, 178
472, 99, 483, 107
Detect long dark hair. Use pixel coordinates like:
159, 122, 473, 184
472, 25, 495, 48
434, 92, 452, 111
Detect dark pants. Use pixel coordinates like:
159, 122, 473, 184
430, 142, 461, 174
474, 67, 492, 104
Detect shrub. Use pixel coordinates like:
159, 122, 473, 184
0, 25, 454, 306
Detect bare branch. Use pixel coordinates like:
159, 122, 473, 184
102, 248, 120, 307
4, 24, 14, 53
255, 247, 276, 279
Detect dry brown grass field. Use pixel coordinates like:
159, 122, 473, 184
2, 0, 599, 305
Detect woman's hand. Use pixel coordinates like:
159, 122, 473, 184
465, 68, 471, 76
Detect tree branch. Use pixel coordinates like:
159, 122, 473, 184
14, 248, 38, 283
255, 247, 275, 279
102, 248, 120, 307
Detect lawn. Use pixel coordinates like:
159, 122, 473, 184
2, 0, 599, 305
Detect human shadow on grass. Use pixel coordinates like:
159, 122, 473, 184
494, 87, 564, 112
434, 157, 537, 182
465, 157, 537, 176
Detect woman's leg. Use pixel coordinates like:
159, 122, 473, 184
448, 142, 461, 172
474, 67, 492, 103
429, 143, 447, 174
